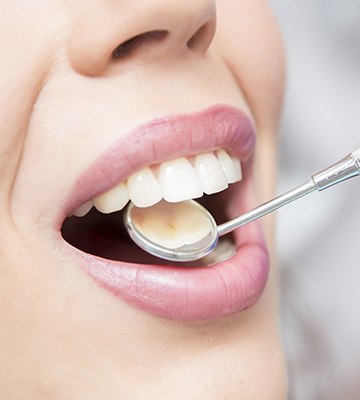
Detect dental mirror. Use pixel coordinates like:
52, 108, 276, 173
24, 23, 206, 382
124, 149, 360, 263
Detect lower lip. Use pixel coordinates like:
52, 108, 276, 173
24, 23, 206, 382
69, 219, 269, 321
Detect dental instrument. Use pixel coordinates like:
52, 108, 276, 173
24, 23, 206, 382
124, 149, 360, 262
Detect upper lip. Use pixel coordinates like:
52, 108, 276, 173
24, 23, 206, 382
59, 103, 255, 227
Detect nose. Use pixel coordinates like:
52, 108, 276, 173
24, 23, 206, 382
68, 0, 217, 76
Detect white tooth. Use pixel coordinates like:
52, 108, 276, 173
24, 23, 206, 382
73, 200, 93, 217
216, 149, 242, 184
231, 155, 242, 181
94, 182, 129, 214
159, 157, 202, 202
127, 167, 162, 208
194, 152, 228, 194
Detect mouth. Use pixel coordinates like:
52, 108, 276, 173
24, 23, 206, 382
59, 104, 269, 321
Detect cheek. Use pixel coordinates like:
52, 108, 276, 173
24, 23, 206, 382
215, 0, 286, 132
215, 0, 285, 233
0, 58, 43, 198
0, 2, 67, 200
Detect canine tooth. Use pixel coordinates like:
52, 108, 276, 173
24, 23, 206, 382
73, 200, 93, 217
159, 157, 202, 202
127, 167, 162, 208
93, 182, 129, 214
216, 149, 239, 184
195, 153, 228, 194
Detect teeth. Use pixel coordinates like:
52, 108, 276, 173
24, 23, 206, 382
216, 149, 240, 184
159, 157, 203, 203
73, 200, 93, 217
75, 149, 243, 216
127, 167, 162, 207
231, 155, 242, 181
195, 153, 228, 194
93, 182, 128, 214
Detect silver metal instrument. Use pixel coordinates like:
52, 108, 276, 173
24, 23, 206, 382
124, 149, 360, 262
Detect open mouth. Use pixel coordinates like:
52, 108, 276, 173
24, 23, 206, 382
62, 149, 240, 266
58, 105, 269, 321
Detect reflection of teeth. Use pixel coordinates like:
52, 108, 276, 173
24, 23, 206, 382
74, 149, 242, 216
171, 202, 212, 245
131, 200, 212, 249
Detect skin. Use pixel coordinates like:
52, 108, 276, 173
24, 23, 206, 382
0, 0, 287, 399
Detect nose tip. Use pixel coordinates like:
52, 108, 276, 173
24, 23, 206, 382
68, 0, 216, 76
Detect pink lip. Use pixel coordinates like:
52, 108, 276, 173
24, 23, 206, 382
60, 104, 269, 321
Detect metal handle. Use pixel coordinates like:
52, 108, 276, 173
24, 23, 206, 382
217, 149, 360, 237
312, 150, 360, 190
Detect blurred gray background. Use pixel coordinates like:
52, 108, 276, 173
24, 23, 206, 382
269, 1, 360, 399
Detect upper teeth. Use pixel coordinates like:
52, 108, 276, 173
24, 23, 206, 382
72, 149, 242, 217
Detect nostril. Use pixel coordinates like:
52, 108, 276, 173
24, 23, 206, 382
112, 30, 168, 60
186, 22, 213, 50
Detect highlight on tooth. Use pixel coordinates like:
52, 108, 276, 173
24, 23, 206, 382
127, 167, 162, 207
195, 153, 228, 194
159, 157, 203, 203
73, 149, 242, 217
93, 182, 129, 214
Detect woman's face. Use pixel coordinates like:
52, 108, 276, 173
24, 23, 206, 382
0, 0, 286, 398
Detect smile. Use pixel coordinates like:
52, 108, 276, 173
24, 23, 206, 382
72, 148, 242, 216
59, 104, 269, 321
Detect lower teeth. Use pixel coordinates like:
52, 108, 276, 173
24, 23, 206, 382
201, 238, 236, 266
